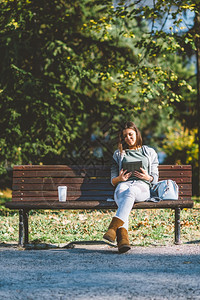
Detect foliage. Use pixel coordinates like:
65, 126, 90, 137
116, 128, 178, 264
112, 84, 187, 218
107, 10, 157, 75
162, 122, 198, 166
161, 120, 198, 194
0, 0, 120, 172
127, 0, 199, 193
0, 0, 198, 187
120, 0, 199, 126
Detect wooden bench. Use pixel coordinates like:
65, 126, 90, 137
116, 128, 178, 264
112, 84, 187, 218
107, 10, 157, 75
5, 164, 193, 247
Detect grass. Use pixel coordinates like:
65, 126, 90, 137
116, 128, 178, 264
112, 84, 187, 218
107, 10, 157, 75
0, 192, 200, 247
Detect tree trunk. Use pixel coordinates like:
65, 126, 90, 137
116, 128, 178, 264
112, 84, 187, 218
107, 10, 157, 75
195, 11, 200, 196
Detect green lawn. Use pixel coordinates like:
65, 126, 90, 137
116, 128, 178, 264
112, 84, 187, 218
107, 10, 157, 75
0, 196, 199, 246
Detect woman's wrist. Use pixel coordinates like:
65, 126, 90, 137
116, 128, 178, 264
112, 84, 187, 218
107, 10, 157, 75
112, 176, 121, 186
148, 175, 153, 182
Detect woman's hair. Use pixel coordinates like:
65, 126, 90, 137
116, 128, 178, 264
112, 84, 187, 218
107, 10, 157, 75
118, 121, 143, 152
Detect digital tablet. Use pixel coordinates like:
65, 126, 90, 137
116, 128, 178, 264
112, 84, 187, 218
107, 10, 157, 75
122, 161, 142, 174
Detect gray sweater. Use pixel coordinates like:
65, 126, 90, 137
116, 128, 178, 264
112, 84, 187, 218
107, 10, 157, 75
111, 145, 159, 186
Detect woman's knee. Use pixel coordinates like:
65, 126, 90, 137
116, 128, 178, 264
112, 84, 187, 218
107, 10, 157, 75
115, 182, 129, 197
130, 182, 150, 201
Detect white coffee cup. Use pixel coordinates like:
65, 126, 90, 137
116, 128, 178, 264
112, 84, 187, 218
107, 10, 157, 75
58, 186, 67, 202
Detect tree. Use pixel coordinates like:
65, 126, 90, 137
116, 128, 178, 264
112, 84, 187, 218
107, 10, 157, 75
0, 0, 130, 173
0, 0, 197, 191
118, 0, 199, 194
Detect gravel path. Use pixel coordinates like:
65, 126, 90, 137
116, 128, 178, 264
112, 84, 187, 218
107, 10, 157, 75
0, 242, 200, 299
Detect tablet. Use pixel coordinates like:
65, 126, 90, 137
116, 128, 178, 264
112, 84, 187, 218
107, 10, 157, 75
122, 161, 142, 174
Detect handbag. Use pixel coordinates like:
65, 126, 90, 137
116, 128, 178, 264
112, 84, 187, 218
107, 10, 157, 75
151, 179, 179, 200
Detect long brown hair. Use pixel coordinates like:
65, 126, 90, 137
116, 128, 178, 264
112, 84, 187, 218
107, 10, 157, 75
118, 121, 143, 153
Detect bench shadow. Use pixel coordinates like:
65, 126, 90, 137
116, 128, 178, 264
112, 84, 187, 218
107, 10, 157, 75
22, 240, 117, 253
0, 242, 118, 254
0, 242, 19, 248
185, 240, 200, 244
63, 240, 116, 248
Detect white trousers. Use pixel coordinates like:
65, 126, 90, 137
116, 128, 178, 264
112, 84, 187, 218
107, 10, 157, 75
114, 180, 150, 230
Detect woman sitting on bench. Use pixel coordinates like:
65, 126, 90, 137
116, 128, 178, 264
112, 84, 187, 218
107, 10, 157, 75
103, 121, 159, 253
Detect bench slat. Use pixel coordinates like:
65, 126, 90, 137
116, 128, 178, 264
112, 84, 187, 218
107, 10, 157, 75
12, 196, 114, 201
12, 188, 191, 198
13, 165, 111, 171
12, 192, 192, 202
12, 178, 192, 187
12, 177, 192, 185
12, 190, 114, 197
13, 178, 88, 184
13, 170, 111, 178
13, 165, 192, 171
12, 183, 191, 193
12, 183, 114, 191
13, 178, 114, 184
158, 177, 191, 183
11, 198, 192, 204
13, 170, 192, 178
5, 199, 193, 210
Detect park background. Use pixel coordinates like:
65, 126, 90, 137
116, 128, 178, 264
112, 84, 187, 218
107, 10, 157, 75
0, 0, 199, 246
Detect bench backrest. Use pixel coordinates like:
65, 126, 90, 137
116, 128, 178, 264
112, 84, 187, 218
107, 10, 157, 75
12, 165, 192, 203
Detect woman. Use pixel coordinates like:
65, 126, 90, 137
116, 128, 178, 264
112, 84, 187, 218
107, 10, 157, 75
103, 121, 159, 253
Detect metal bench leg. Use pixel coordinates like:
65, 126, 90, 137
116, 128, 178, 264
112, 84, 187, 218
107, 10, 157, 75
19, 209, 24, 246
175, 208, 181, 245
19, 209, 29, 246
23, 210, 29, 245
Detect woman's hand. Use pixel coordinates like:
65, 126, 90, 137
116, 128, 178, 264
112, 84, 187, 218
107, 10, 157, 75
134, 168, 152, 182
119, 169, 132, 182
111, 169, 132, 186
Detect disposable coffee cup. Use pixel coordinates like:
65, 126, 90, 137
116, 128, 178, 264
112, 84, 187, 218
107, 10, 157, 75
58, 186, 67, 202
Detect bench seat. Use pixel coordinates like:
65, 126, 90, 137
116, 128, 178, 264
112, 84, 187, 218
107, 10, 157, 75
6, 199, 193, 210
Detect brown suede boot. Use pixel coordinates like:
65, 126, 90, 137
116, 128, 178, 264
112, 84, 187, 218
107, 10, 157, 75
117, 227, 131, 253
103, 217, 124, 243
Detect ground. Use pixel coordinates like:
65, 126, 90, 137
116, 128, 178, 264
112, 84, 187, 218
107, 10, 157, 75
0, 242, 199, 299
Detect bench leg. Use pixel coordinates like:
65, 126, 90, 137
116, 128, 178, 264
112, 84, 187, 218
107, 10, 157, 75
175, 208, 181, 245
23, 210, 29, 245
19, 209, 24, 247
18, 209, 29, 247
